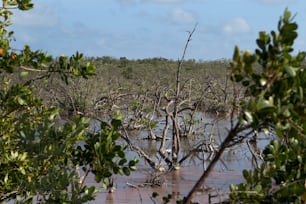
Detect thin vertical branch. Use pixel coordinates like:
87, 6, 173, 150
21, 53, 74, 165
172, 24, 197, 167
175, 24, 198, 103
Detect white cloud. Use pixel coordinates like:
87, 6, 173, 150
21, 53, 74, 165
116, 0, 138, 5
170, 8, 195, 25
257, 0, 297, 4
13, 4, 58, 27
222, 17, 251, 35
145, 0, 184, 3
116, 0, 184, 5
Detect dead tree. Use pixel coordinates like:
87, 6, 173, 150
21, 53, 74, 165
120, 24, 220, 173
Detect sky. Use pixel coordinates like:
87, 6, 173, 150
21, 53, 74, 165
10, 0, 306, 60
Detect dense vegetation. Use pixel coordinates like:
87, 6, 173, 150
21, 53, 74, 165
32, 57, 234, 119
0, 1, 137, 203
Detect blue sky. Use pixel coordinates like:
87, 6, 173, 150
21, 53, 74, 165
10, 0, 306, 60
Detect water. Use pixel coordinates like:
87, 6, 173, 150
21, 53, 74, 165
87, 114, 271, 204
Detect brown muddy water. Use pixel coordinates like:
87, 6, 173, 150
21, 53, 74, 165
88, 114, 271, 204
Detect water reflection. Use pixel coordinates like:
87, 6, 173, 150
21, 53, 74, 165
89, 114, 271, 204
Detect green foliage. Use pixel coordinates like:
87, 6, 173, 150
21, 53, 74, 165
0, 1, 137, 203
230, 138, 306, 203
230, 8, 306, 203
231, 8, 306, 132
72, 114, 138, 184
0, 87, 137, 202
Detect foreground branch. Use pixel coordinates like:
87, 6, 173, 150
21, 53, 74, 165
183, 123, 251, 203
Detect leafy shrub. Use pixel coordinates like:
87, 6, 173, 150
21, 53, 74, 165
230, 8, 306, 203
0, 1, 137, 203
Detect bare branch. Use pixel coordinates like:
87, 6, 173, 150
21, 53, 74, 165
183, 122, 252, 203
121, 126, 162, 171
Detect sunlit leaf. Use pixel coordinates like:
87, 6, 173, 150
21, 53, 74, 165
254, 184, 262, 193
260, 78, 267, 86
284, 65, 297, 77
257, 96, 274, 110
17, 96, 27, 105
20, 71, 29, 78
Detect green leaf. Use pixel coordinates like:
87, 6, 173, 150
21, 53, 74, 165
19, 152, 27, 161
95, 174, 102, 183
123, 167, 130, 176
20, 71, 29, 78
18, 0, 34, 10
243, 169, 249, 180
85, 186, 96, 195
118, 158, 127, 165
283, 8, 291, 22
4, 174, 8, 184
73, 69, 81, 76
244, 111, 253, 124
259, 78, 267, 86
297, 155, 302, 163
257, 95, 274, 110
19, 167, 26, 175
114, 111, 123, 121
129, 165, 137, 171
48, 108, 59, 121
117, 150, 125, 158
152, 192, 159, 198
86, 62, 95, 75
254, 184, 262, 193
111, 119, 121, 128
233, 46, 240, 62
272, 140, 280, 152
256, 39, 265, 50
17, 96, 27, 105
102, 178, 108, 189
128, 159, 138, 167
230, 184, 236, 191
284, 65, 297, 77
282, 108, 290, 117
259, 31, 270, 45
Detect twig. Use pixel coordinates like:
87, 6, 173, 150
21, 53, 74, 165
178, 141, 210, 165
126, 182, 139, 188
20, 65, 48, 72
121, 126, 162, 171
183, 123, 251, 203
23, 73, 50, 86
172, 23, 198, 167
126, 182, 143, 204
